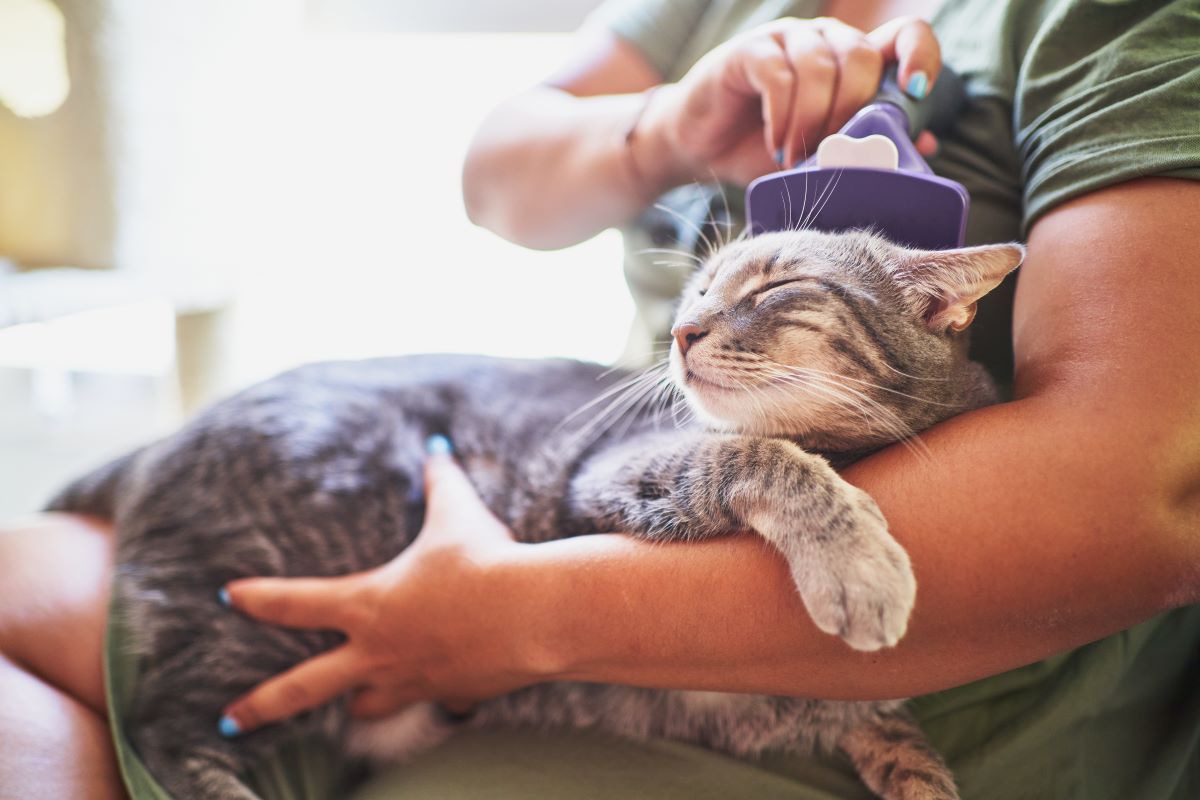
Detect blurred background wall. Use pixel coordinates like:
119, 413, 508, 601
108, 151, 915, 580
0, 0, 634, 516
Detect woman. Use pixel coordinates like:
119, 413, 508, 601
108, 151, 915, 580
2, 1, 1198, 798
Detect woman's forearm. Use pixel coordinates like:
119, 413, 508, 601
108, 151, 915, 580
462, 86, 675, 250
503, 397, 1185, 700
492, 179, 1200, 700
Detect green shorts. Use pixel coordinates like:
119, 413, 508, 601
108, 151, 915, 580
105, 590, 873, 800
106, 589, 1200, 799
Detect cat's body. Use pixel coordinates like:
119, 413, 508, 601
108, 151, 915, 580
52, 230, 1024, 800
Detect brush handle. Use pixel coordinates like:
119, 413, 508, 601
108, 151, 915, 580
874, 64, 966, 140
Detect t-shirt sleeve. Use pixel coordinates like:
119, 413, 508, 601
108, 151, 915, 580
582, 0, 714, 79
1015, 0, 1200, 230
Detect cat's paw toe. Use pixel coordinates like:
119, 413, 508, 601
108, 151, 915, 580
794, 502, 916, 651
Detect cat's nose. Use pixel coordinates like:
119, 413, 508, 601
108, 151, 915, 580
672, 322, 709, 356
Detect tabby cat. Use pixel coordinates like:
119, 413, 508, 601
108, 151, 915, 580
52, 229, 1023, 800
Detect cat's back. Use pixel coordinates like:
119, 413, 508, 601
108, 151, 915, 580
103, 353, 641, 550
128, 354, 614, 490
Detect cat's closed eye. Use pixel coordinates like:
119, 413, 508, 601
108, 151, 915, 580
757, 277, 815, 295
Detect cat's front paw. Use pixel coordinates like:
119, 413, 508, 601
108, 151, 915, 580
791, 489, 916, 651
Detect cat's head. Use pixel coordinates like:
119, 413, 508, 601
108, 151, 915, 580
669, 229, 1024, 450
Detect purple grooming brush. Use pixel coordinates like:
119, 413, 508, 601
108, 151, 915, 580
746, 67, 969, 250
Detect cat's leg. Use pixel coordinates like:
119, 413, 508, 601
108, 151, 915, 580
835, 710, 958, 800
568, 433, 915, 651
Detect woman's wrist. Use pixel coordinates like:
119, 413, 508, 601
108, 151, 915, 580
472, 541, 568, 685
626, 83, 692, 198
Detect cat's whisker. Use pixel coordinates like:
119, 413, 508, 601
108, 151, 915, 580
561, 364, 675, 450
563, 364, 668, 425
768, 371, 899, 443
559, 374, 668, 449
730, 355, 933, 462
669, 390, 696, 429
799, 168, 843, 233
613, 376, 673, 440
616, 370, 674, 425
792, 365, 954, 408
737, 352, 954, 408
877, 360, 949, 382
777, 371, 933, 463
596, 344, 673, 379
710, 174, 734, 250
654, 202, 719, 261
703, 168, 735, 246
635, 247, 702, 264
781, 180, 794, 235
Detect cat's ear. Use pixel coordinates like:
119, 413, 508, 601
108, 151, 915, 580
892, 243, 1026, 332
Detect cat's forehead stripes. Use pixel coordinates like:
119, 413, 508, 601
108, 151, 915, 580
758, 251, 781, 276
704, 238, 869, 303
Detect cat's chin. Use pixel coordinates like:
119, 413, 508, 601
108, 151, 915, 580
672, 358, 770, 432
678, 378, 822, 440
675, 377, 777, 435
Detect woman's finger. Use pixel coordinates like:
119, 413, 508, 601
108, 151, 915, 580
729, 34, 794, 166
814, 18, 884, 135
866, 16, 942, 98
220, 646, 363, 735
222, 574, 361, 630
779, 25, 837, 166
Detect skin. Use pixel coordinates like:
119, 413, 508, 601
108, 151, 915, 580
2, 3, 1198, 795
0, 514, 124, 799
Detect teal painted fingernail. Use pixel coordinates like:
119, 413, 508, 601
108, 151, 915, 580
774, 147, 785, 167
906, 71, 929, 100
218, 715, 241, 738
217, 587, 231, 607
425, 434, 452, 456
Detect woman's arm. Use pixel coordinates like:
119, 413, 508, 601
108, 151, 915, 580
507, 177, 1200, 699
460, 34, 663, 250
463, 18, 940, 249
221, 179, 1200, 733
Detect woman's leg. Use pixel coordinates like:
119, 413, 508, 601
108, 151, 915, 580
0, 513, 125, 799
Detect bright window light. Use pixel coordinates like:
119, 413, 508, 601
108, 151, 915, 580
0, 0, 69, 117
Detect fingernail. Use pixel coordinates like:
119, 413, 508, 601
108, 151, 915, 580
773, 147, 784, 167
218, 715, 241, 738
217, 587, 231, 607
425, 434, 452, 456
906, 71, 929, 100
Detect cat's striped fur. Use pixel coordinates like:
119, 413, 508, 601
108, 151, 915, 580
51, 229, 1023, 800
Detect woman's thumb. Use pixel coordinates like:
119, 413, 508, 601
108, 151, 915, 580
420, 435, 514, 542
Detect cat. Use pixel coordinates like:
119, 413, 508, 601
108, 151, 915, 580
51, 228, 1023, 800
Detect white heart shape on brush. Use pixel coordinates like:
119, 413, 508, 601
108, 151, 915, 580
815, 134, 899, 171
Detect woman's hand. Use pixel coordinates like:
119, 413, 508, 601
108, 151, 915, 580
636, 16, 942, 188
217, 438, 534, 736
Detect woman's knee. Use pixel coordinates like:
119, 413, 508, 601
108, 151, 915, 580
0, 513, 114, 713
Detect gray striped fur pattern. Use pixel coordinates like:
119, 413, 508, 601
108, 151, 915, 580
51, 229, 1023, 799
